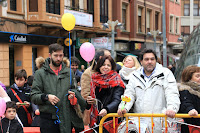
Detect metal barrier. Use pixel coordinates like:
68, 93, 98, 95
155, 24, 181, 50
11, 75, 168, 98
99, 113, 200, 133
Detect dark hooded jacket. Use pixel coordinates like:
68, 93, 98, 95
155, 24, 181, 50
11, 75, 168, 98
178, 82, 200, 133
0, 118, 23, 133
31, 58, 86, 133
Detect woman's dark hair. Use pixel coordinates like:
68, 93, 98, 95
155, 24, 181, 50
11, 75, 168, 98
181, 65, 200, 82
95, 55, 116, 73
140, 49, 157, 61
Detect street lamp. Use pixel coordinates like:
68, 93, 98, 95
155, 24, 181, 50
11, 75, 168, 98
147, 30, 162, 55
178, 35, 188, 47
102, 20, 123, 59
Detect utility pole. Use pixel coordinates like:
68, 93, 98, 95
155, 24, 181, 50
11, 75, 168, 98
162, 0, 167, 67
107, 20, 119, 59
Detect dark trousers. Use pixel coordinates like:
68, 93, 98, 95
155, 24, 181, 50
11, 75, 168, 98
40, 117, 60, 133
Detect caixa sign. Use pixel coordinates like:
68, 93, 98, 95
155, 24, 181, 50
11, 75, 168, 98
9, 34, 27, 43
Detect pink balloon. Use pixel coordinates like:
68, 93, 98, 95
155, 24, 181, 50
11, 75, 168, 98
80, 42, 95, 62
0, 98, 6, 117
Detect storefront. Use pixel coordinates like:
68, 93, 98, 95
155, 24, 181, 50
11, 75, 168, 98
0, 31, 64, 86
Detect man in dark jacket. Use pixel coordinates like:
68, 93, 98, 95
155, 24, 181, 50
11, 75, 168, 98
31, 43, 86, 133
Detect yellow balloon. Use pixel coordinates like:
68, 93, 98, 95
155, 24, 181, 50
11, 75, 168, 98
61, 13, 76, 31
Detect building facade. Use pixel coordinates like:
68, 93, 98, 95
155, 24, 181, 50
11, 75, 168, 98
166, 0, 182, 65
181, 0, 200, 35
112, 0, 163, 61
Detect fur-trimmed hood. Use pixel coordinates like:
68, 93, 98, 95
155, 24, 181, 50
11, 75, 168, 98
35, 56, 69, 69
178, 81, 200, 98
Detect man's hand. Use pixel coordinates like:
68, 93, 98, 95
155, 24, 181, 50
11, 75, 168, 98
117, 108, 127, 116
68, 91, 75, 99
48, 94, 60, 105
188, 109, 198, 116
98, 109, 107, 117
86, 96, 96, 104
165, 109, 176, 118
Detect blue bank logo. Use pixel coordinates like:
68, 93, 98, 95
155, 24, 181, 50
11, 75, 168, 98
9, 34, 27, 43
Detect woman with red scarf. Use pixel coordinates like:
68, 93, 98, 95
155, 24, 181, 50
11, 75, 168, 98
86, 55, 125, 132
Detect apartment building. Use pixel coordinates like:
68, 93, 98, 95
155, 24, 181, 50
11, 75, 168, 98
181, 0, 200, 35
0, 0, 112, 86
112, 0, 163, 60
166, 0, 182, 65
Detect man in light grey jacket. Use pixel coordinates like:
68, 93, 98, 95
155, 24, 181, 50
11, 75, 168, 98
118, 49, 180, 132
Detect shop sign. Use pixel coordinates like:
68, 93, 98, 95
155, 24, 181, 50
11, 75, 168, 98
76, 38, 91, 48
9, 34, 27, 43
0, 31, 64, 45
91, 37, 111, 50
135, 43, 142, 50
64, 9, 93, 27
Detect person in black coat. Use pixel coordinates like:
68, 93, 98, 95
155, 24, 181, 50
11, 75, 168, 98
86, 55, 125, 132
7, 69, 32, 127
178, 65, 200, 133
0, 101, 23, 133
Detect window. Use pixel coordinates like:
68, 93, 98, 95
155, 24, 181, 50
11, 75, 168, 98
10, 0, 16, 11
193, 0, 200, 16
29, 0, 38, 12
194, 4, 198, 16
155, 12, 159, 31
138, 7, 142, 32
175, 17, 179, 34
146, 9, 151, 32
122, 3, 127, 31
184, 4, 190, 16
170, 16, 174, 33
46, 0, 60, 15
87, 0, 94, 14
71, 0, 79, 10
100, 0, 108, 23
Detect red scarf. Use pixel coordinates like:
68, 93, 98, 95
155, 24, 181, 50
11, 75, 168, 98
89, 70, 125, 127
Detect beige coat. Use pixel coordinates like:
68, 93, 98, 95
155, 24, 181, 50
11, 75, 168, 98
80, 66, 96, 99
80, 65, 96, 125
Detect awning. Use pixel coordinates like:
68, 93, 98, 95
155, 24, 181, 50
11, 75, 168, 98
167, 53, 180, 60
117, 52, 138, 57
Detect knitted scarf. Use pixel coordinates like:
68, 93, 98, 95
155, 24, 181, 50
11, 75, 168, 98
119, 66, 136, 80
90, 70, 125, 127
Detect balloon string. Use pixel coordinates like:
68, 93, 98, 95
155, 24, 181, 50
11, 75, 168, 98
54, 106, 61, 124
69, 31, 72, 86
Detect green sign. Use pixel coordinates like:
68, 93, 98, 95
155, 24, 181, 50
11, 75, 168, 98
76, 38, 91, 48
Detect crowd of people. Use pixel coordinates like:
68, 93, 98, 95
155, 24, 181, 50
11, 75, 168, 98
0, 43, 199, 133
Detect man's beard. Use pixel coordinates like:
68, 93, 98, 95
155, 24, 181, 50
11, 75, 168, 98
51, 59, 62, 67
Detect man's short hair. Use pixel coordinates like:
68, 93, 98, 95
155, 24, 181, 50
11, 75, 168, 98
14, 69, 27, 80
49, 43, 64, 54
140, 49, 157, 61
94, 48, 109, 62
6, 101, 17, 111
71, 56, 80, 65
